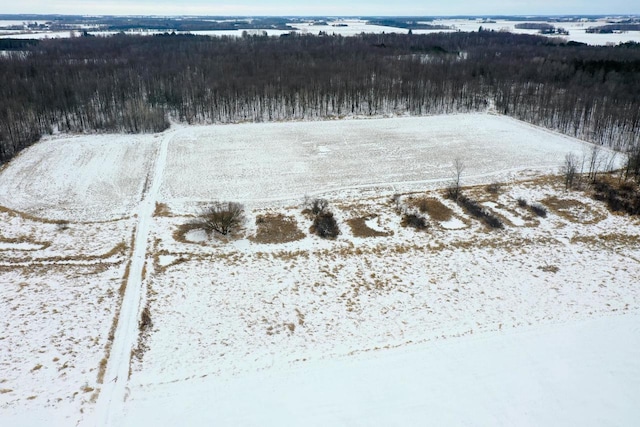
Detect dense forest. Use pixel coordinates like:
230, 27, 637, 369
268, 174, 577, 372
1, 31, 639, 165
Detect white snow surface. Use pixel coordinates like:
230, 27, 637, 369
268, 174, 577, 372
159, 114, 618, 211
3, 18, 639, 45
0, 133, 159, 221
0, 114, 638, 426
0, 114, 618, 221
122, 314, 640, 427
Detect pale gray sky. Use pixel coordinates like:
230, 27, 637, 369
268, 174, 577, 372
4, 0, 639, 16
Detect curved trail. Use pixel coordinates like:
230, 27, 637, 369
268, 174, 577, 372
90, 127, 174, 426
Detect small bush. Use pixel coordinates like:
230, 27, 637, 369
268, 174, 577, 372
517, 198, 528, 208
457, 193, 503, 229
196, 201, 244, 236
446, 185, 460, 201
139, 306, 152, 331
530, 203, 547, 217
593, 178, 640, 215
304, 197, 329, 216
401, 213, 429, 230
310, 212, 340, 238
486, 182, 502, 194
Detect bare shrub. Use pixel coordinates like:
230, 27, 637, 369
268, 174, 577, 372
530, 203, 548, 217
304, 198, 340, 238
593, 178, 640, 215
625, 143, 640, 181
517, 197, 528, 208
457, 193, 503, 229
139, 306, 152, 331
486, 182, 502, 194
449, 158, 465, 201
562, 153, 579, 190
304, 197, 329, 216
401, 213, 429, 230
196, 202, 244, 236
310, 211, 340, 238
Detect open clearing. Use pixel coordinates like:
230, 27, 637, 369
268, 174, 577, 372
0, 113, 638, 426
0, 114, 619, 220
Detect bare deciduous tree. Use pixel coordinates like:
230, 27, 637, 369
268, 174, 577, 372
196, 201, 244, 236
447, 158, 465, 201
587, 144, 602, 181
562, 153, 579, 190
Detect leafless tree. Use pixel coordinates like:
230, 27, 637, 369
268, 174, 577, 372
448, 158, 465, 201
196, 202, 244, 236
587, 144, 602, 181
562, 153, 579, 190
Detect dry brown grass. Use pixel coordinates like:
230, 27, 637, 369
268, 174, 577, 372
0, 204, 69, 225
172, 222, 204, 245
96, 357, 108, 384
250, 214, 305, 244
538, 264, 560, 273
571, 233, 640, 247
347, 216, 392, 238
153, 202, 172, 217
409, 197, 453, 222
0, 240, 126, 265
541, 196, 606, 224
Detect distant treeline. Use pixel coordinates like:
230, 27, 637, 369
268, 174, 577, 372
50, 17, 292, 32
1, 31, 639, 163
514, 23, 569, 35
367, 19, 451, 30
586, 24, 640, 33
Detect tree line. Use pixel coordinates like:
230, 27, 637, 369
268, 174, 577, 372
1, 31, 639, 164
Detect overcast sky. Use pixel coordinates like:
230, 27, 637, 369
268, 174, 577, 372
4, 1, 639, 16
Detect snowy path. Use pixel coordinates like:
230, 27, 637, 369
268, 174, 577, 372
90, 128, 173, 426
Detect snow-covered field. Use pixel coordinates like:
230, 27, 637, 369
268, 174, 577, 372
0, 114, 638, 426
420, 18, 640, 45
2, 18, 639, 45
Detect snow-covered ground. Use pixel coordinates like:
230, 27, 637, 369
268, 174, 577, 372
122, 313, 640, 426
0, 114, 638, 426
425, 18, 640, 46
2, 18, 639, 45
0, 133, 159, 221
0, 114, 613, 221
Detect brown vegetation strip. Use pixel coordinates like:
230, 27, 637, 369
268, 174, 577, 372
251, 214, 306, 244
541, 196, 606, 224
410, 197, 454, 222
347, 216, 392, 238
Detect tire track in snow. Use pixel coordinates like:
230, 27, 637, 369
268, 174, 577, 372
90, 127, 173, 426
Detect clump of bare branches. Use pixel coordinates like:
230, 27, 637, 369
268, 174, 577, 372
530, 203, 548, 217
446, 158, 465, 201
305, 198, 340, 238
401, 213, 429, 230
457, 193, 504, 229
593, 178, 640, 215
194, 201, 245, 236
562, 153, 579, 190
486, 182, 502, 194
